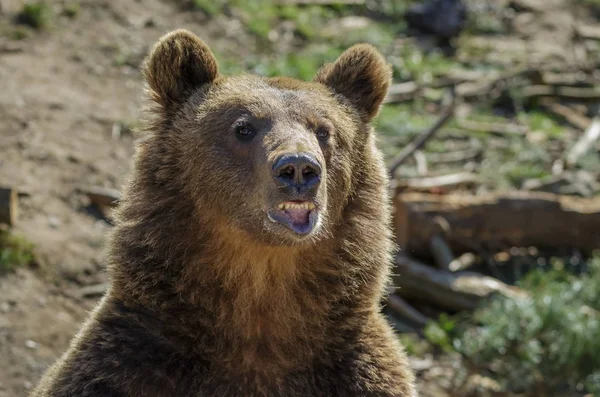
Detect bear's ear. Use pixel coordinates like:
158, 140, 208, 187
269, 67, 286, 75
313, 44, 391, 123
143, 29, 219, 110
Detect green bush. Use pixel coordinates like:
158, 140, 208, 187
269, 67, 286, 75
63, 3, 80, 18
16, 2, 53, 29
0, 231, 35, 273
427, 255, 600, 396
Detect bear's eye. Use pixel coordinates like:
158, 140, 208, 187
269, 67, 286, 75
316, 126, 330, 141
235, 124, 256, 141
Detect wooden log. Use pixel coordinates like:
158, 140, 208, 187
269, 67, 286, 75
427, 146, 482, 164
79, 283, 109, 298
393, 254, 526, 311
76, 186, 121, 208
455, 67, 541, 99
397, 172, 480, 192
384, 82, 420, 103
386, 294, 430, 327
566, 117, 600, 167
276, 0, 364, 4
508, 0, 545, 12
577, 24, 600, 40
449, 252, 477, 272
0, 187, 18, 226
414, 150, 428, 176
541, 72, 597, 88
430, 234, 455, 270
394, 192, 600, 257
456, 119, 527, 135
539, 99, 591, 131
523, 85, 600, 100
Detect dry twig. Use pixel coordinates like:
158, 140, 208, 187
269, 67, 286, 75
386, 294, 431, 327
388, 87, 456, 178
566, 116, 600, 167
540, 99, 591, 131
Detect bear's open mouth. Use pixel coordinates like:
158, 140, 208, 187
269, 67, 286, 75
267, 201, 318, 235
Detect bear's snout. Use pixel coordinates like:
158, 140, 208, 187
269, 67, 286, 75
272, 153, 321, 195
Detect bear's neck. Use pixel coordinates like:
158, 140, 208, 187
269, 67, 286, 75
107, 192, 369, 372
190, 224, 342, 371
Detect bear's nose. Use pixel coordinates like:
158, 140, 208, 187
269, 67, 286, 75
273, 153, 321, 191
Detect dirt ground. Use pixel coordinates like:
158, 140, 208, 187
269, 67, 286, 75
0, 0, 596, 396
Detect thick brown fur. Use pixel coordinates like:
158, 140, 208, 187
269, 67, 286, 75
32, 29, 417, 397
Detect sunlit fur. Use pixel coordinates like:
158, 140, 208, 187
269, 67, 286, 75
32, 30, 416, 397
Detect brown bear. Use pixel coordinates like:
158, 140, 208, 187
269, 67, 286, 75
31, 29, 417, 397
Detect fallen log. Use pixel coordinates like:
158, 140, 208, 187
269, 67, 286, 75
539, 99, 591, 131
79, 282, 109, 298
430, 234, 454, 270
393, 254, 527, 311
456, 119, 527, 135
276, 0, 365, 4
455, 67, 541, 99
0, 187, 18, 226
414, 150, 428, 176
427, 146, 482, 164
577, 24, 600, 40
541, 72, 597, 88
76, 185, 121, 208
523, 85, 600, 100
394, 192, 600, 257
386, 294, 431, 327
449, 252, 477, 272
384, 82, 420, 103
566, 116, 600, 167
397, 172, 480, 192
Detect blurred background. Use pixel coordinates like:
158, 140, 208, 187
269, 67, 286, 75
1, 0, 599, 396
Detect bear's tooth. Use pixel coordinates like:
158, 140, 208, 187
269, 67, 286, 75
278, 203, 285, 210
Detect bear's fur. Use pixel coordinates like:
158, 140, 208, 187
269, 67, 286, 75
31, 29, 417, 397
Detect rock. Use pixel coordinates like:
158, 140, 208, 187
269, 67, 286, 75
405, 0, 468, 41
144, 18, 156, 28
48, 216, 60, 229
79, 283, 108, 298
24, 340, 37, 350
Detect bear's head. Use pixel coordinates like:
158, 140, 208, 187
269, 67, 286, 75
140, 30, 391, 246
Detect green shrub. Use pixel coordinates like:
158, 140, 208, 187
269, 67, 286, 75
0, 231, 35, 273
63, 3, 80, 18
428, 255, 600, 395
16, 2, 53, 29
